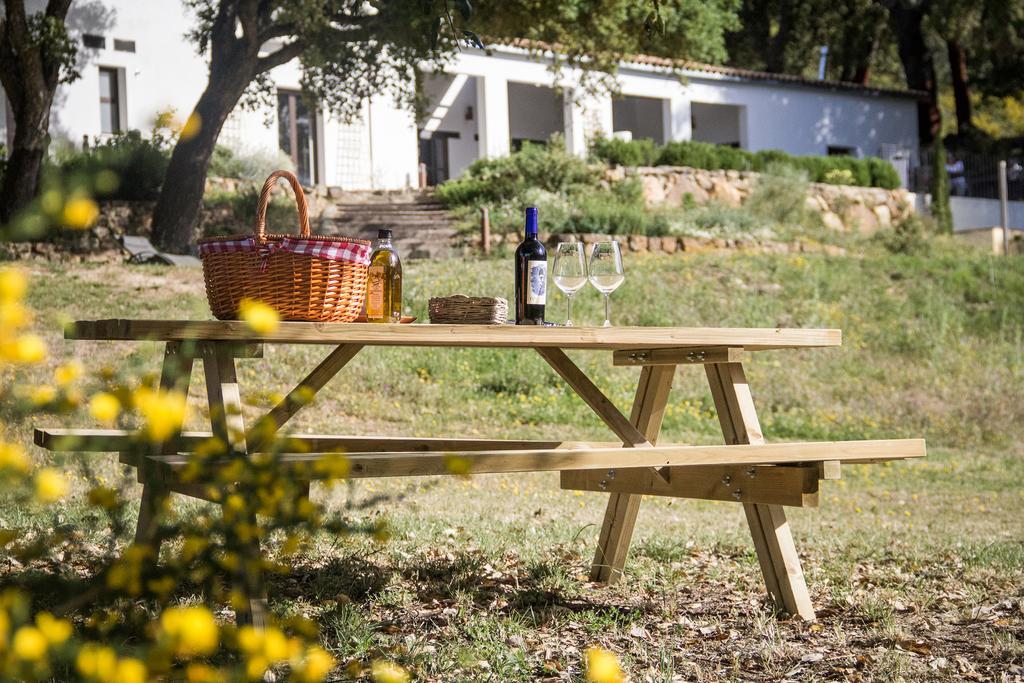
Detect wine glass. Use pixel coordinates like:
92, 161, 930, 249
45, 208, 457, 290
552, 242, 587, 326
588, 241, 624, 327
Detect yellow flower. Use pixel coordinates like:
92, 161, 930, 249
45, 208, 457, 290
0, 301, 29, 329
371, 660, 410, 683
134, 387, 187, 442
185, 663, 224, 682
12, 626, 48, 661
0, 442, 30, 473
115, 658, 147, 683
29, 384, 57, 405
35, 468, 68, 503
89, 392, 121, 424
160, 605, 219, 657
77, 643, 118, 680
294, 646, 335, 682
61, 197, 100, 229
1, 334, 47, 363
54, 361, 82, 387
0, 267, 27, 303
586, 647, 625, 683
35, 613, 72, 645
238, 298, 279, 334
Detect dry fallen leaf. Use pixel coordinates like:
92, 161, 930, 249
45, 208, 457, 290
896, 638, 931, 656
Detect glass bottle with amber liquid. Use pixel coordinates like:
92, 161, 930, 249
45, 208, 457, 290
365, 229, 403, 323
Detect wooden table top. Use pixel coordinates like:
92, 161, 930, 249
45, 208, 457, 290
66, 319, 842, 351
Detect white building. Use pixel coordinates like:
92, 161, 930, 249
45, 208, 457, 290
1, 1, 922, 191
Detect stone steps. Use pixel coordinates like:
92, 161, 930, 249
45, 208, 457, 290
315, 194, 459, 260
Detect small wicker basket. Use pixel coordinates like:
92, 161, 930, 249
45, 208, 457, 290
428, 295, 508, 324
197, 170, 371, 322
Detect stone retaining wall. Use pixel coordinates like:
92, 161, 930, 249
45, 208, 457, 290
471, 231, 845, 257
615, 166, 915, 235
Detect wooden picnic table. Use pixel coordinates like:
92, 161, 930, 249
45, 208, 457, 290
36, 320, 925, 626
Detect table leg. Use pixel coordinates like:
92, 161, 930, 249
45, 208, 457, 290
535, 348, 676, 583
705, 362, 815, 620
133, 342, 194, 557
590, 364, 676, 583
203, 343, 268, 627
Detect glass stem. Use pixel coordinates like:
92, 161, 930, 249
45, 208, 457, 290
566, 294, 573, 326
603, 294, 611, 327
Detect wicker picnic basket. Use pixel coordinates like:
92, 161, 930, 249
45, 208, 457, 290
197, 170, 371, 322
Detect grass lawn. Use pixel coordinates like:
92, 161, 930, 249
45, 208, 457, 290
2, 247, 1023, 681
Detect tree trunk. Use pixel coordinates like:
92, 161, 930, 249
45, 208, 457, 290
885, 1, 940, 146
149, 77, 250, 253
946, 39, 973, 137
0, 0, 71, 224
0, 97, 50, 224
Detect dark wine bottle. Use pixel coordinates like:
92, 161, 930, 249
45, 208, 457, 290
514, 206, 547, 325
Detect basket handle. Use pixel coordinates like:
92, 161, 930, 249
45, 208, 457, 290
255, 169, 310, 240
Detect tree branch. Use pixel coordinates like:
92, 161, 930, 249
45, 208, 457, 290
44, 0, 73, 20
258, 21, 298, 44
237, 0, 260, 45
255, 39, 305, 74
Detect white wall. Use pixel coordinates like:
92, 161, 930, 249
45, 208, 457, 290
47, 0, 209, 146
6, 0, 417, 190
613, 63, 919, 158
951, 196, 1024, 231
420, 73, 479, 178
431, 46, 919, 179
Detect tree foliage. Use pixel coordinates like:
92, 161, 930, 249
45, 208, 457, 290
151, 0, 744, 251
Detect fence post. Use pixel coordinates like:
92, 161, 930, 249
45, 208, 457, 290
998, 160, 1010, 255
480, 206, 491, 255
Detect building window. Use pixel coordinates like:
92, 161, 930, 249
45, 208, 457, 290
277, 90, 318, 186
99, 67, 121, 134
83, 34, 105, 49
113, 39, 136, 53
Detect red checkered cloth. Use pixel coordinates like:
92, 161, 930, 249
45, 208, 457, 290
199, 236, 371, 266
280, 237, 372, 265
198, 236, 256, 256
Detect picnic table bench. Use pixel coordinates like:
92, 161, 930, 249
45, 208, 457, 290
36, 320, 925, 625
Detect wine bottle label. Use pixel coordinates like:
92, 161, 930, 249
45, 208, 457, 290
366, 265, 385, 317
527, 260, 547, 306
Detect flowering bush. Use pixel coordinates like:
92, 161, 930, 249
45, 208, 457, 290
0, 175, 628, 681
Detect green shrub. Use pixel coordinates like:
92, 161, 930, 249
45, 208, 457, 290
203, 186, 296, 237
590, 137, 659, 167
877, 213, 933, 255
567, 189, 670, 236
751, 149, 790, 172
436, 135, 600, 207
591, 137, 900, 189
669, 202, 761, 237
745, 163, 819, 228
823, 168, 856, 185
58, 130, 170, 201
657, 140, 722, 169
209, 145, 294, 181
867, 157, 901, 190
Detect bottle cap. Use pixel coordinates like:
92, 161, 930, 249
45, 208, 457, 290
377, 229, 392, 239
524, 206, 538, 236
